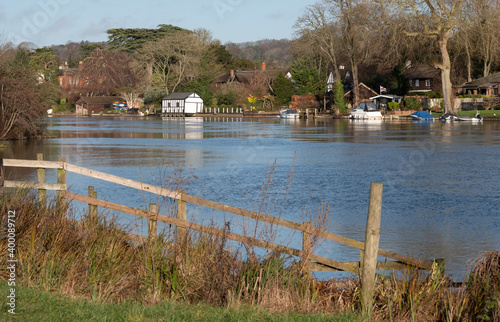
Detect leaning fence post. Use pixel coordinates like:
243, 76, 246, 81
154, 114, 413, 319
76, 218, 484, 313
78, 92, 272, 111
148, 203, 157, 239
302, 221, 312, 276
177, 190, 187, 245
56, 157, 67, 209
361, 182, 383, 318
37, 153, 47, 208
88, 186, 97, 221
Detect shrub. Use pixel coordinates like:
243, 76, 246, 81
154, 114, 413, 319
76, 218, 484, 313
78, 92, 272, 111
404, 97, 422, 110
387, 102, 400, 110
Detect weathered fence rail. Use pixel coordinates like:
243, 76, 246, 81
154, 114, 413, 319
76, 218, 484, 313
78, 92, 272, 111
1, 155, 442, 304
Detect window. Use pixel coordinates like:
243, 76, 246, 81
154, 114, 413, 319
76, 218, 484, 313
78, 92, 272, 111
409, 79, 412, 87
415, 79, 420, 87
425, 79, 431, 87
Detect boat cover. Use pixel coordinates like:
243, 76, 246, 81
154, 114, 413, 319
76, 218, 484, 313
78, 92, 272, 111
411, 111, 434, 119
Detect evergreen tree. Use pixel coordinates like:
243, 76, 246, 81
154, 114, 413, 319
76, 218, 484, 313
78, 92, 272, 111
334, 75, 346, 114
272, 72, 294, 106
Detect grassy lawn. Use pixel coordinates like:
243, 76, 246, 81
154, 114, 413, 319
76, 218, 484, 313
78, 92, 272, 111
0, 283, 364, 322
432, 110, 499, 117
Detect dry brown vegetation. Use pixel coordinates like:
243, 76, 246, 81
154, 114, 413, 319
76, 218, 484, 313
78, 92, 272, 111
0, 188, 498, 321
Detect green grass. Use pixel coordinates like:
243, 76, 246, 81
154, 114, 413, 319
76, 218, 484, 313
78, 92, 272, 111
432, 110, 499, 117
0, 282, 364, 322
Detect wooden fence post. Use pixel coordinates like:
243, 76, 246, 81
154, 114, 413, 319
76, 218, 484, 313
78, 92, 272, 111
361, 182, 383, 318
37, 153, 47, 208
88, 186, 97, 221
56, 158, 67, 209
148, 203, 157, 239
177, 190, 187, 245
302, 221, 312, 276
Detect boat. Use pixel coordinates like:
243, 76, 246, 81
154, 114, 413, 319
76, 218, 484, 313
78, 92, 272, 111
280, 109, 300, 119
410, 111, 434, 120
349, 102, 383, 120
439, 113, 458, 122
455, 112, 483, 122
46, 108, 53, 115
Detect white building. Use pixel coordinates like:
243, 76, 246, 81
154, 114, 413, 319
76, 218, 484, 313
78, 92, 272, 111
162, 92, 204, 115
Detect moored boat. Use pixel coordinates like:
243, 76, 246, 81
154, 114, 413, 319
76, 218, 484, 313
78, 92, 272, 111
410, 111, 434, 120
349, 102, 383, 120
280, 109, 300, 119
456, 112, 483, 122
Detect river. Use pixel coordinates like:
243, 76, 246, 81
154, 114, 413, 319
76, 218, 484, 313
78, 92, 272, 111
3, 116, 500, 281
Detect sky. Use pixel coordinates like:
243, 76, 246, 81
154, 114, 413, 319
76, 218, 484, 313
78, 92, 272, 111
1, 0, 318, 47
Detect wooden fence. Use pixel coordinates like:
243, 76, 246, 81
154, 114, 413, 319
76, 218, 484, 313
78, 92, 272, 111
1, 155, 441, 314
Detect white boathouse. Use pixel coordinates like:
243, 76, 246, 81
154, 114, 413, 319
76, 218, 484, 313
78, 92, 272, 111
162, 92, 204, 116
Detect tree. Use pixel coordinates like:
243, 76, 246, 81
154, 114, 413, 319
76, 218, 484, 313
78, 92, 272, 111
290, 56, 325, 95
382, 0, 466, 113
28, 47, 59, 84
467, 0, 500, 77
334, 75, 346, 113
272, 72, 294, 105
137, 31, 204, 95
78, 49, 135, 96
295, 2, 342, 79
107, 24, 186, 54
0, 65, 48, 139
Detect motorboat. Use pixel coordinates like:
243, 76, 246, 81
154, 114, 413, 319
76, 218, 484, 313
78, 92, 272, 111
280, 109, 300, 119
439, 113, 458, 122
349, 102, 383, 120
455, 112, 483, 122
410, 111, 434, 120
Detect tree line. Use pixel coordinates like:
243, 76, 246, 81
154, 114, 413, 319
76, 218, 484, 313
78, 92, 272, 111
1, 0, 500, 139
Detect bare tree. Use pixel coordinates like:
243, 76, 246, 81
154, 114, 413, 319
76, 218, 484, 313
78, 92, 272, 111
467, 0, 500, 77
120, 91, 142, 109
381, 0, 466, 113
137, 31, 204, 95
296, 0, 383, 105
295, 2, 342, 79
78, 49, 135, 96
0, 66, 48, 139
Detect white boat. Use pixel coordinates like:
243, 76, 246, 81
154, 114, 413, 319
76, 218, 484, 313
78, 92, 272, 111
349, 102, 383, 120
280, 109, 300, 119
456, 112, 483, 122
47, 108, 53, 115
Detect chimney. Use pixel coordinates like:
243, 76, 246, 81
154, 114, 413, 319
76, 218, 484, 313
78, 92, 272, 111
78, 61, 83, 72
261, 61, 266, 71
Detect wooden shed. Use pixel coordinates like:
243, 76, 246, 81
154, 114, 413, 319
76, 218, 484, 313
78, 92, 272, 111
162, 92, 204, 116
76, 96, 123, 116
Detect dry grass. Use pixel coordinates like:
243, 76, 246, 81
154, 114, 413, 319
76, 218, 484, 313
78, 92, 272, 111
0, 188, 498, 320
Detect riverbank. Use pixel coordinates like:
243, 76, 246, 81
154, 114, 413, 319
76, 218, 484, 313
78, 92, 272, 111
1, 188, 498, 321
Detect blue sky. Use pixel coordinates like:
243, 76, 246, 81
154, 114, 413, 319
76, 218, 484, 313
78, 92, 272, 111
1, 0, 318, 47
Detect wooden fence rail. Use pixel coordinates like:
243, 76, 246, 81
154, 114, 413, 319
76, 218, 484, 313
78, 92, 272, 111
1, 156, 441, 277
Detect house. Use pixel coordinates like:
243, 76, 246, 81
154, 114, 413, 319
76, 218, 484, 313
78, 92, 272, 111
344, 83, 378, 103
403, 64, 442, 93
76, 96, 123, 116
211, 62, 279, 92
369, 94, 403, 109
162, 92, 204, 115
459, 72, 500, 96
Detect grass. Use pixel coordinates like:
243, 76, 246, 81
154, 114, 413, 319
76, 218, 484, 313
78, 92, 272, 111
0, 282, 363, 321
0, 185, 498, 321
431, 110, 499, 118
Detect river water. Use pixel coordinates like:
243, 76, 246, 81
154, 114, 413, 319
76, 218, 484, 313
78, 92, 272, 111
3, 116, 500, 281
